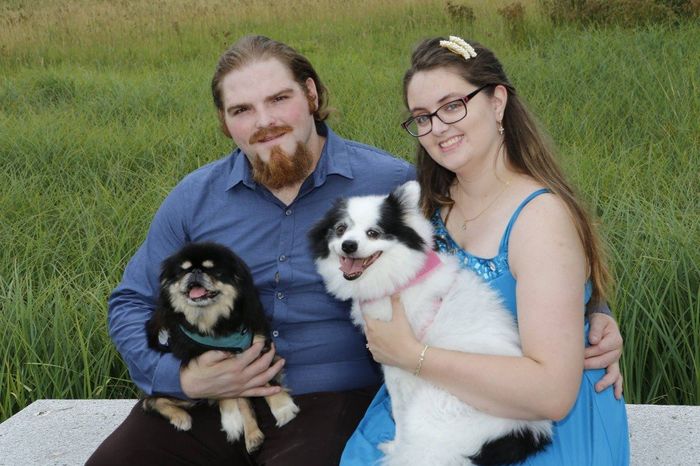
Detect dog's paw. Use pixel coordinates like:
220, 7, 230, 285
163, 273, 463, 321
169, 411, 192, 431
220, 409, 244, 442
265, 391, 300, 427
226, 423, 243, 443
272, 399, 300, 427
245, 428, 265, 453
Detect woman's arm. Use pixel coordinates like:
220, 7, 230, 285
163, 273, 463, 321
364, 194, 586, 421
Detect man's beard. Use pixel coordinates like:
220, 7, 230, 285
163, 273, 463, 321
250, 126, 313, 189
250, 137, 314, 190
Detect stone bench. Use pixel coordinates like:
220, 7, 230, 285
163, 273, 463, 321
0, 400, 698, 465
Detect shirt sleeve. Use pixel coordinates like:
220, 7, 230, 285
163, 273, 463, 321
108, 184, 191, 398
404, 163, 417, 183
585, 300, 613, 317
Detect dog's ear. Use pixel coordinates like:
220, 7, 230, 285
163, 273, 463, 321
308, 199, 347, 259
390, 181, 421, 211
159, 247, 184, 286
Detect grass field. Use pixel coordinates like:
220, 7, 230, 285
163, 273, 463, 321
1, 0, 698, 421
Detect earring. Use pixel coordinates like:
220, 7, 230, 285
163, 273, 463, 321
498, 121, 505, 135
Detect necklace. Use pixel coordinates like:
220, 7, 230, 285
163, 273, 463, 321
453, 179, 511, 231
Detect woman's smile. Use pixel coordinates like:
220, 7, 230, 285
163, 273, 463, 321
438, 134, 464, 152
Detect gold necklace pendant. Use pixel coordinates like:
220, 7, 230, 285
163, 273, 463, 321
454, 179, 511, 230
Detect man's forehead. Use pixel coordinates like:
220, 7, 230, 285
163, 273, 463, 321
221, 58, 302, 105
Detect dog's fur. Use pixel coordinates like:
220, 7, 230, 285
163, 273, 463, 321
309, 182, 552, 466
143, 242, 299, 452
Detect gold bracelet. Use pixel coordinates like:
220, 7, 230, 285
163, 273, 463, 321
414, 344, 429, 377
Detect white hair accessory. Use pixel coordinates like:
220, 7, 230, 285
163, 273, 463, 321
439, 35, 477, 61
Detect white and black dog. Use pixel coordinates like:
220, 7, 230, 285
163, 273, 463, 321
309, 181, 551, 466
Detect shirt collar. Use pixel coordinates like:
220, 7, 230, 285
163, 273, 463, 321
225, 122, 354, 191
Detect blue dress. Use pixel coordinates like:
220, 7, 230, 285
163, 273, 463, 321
341, 189, 630, 465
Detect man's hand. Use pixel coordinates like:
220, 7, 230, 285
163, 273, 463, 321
585, 313, 624, 399
180, 341, 284, 399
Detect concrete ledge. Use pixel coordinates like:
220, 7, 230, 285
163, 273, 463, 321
0, 399, 136, 466
0, 400, 698, 465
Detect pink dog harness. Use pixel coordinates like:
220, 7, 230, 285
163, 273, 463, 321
361, 250, 445, 341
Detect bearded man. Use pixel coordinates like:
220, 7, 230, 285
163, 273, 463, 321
87, 36, 624, 466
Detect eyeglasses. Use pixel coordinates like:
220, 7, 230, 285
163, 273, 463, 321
401, 84, 490, 137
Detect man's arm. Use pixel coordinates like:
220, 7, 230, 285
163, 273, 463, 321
108, 186, 190, 397
586, 300, 612, 316
109, 182, 283, 399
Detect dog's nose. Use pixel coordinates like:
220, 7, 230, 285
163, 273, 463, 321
342, 240, 358, 254
190, 269, 203, 282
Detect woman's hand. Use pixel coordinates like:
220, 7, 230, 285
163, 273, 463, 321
364, 294, 424, 372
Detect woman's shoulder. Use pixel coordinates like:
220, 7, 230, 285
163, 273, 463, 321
506, 180, 585, 273
507, 177, 570, 224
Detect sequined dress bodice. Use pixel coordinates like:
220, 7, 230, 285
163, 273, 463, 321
431, 189, 592, 317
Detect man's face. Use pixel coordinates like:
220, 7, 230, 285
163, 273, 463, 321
219, 58, 319, 170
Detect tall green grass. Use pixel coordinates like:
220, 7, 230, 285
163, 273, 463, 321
1, 0, 698, 421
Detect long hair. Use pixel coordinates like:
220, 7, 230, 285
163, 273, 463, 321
211, 35, 331, 136
403, 37, 611, 304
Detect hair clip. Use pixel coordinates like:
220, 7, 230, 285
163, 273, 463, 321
439, 35, 477, 61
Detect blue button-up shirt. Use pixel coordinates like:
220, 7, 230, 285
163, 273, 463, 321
108, 124, 415, 398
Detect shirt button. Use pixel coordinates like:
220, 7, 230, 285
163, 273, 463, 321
276, 292, 284, 300
272, 330, 279, 338
279, 255, 287, 262
285, 209, 292, 216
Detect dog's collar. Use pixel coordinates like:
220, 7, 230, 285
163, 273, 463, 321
403, 250, 442, 291
361, 250, 442, 305
178, 325, 253, 353
361, 250, 445, 341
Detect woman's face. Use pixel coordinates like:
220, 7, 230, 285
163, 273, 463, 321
405, 67, 504, 177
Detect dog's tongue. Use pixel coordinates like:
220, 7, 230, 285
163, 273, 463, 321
339, 256, 365, 275
189, 286, 208, 299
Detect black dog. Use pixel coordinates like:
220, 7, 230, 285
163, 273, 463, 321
143, 242, 299, 452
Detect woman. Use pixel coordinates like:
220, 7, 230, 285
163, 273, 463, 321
341, 36, 629, 465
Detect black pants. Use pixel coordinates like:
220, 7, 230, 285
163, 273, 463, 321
86, 386, 378, 466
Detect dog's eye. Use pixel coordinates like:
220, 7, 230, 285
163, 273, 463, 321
366, 229, 380, 239
335, 224, 347, 236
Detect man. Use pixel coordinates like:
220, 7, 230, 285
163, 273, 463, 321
87, 36, 623, 466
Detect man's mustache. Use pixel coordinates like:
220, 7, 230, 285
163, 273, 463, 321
249, 125, 293, 144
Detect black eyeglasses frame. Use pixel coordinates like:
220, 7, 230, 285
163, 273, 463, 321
401, 84, 491, 137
